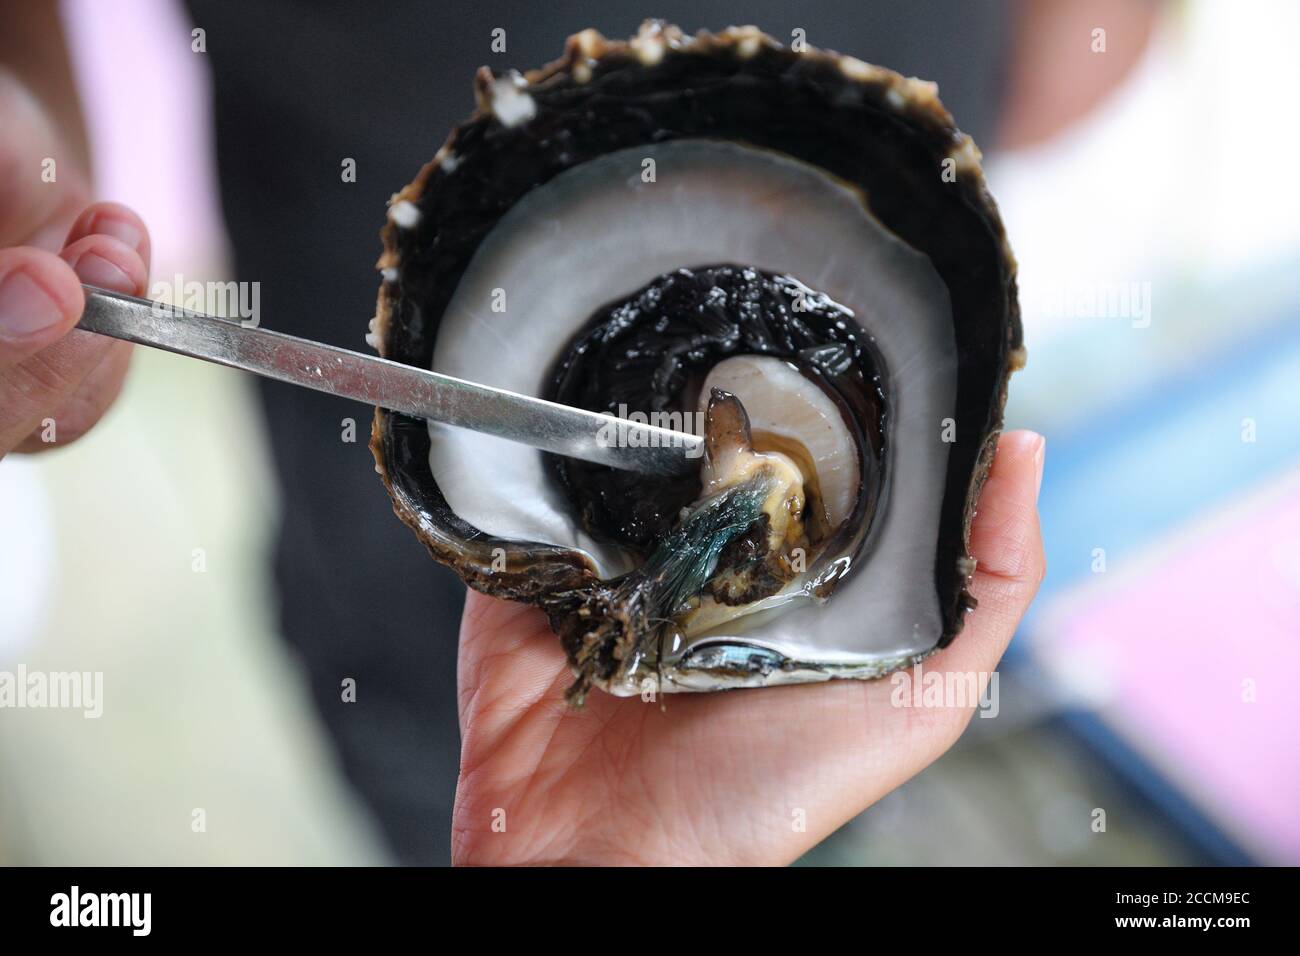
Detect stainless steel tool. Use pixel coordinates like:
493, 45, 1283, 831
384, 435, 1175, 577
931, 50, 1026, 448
75, 285, 703, 476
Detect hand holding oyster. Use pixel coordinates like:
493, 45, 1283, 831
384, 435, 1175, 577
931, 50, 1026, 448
371, 23, 1026, 703
452, 426, 1042, 865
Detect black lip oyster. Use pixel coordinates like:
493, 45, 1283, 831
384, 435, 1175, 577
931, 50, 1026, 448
369, 22, 1023, 698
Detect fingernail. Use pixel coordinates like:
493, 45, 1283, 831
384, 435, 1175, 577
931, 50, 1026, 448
1032, 434, 1046, 499
71, 251, 132, 291
91, 215, 144, 252
0, 269, 64, 337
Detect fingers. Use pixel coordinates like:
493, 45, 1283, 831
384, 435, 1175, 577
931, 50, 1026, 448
0, 203, 151, 455
11, 339, 132, 452
63, 202, 151, 269
0, 247, 84, 364
969, 430, 1047, 585
957, 429, 1047, 658
60, 232, 150, 297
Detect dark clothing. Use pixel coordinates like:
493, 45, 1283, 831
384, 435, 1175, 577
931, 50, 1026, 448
185, 0, 1009, 864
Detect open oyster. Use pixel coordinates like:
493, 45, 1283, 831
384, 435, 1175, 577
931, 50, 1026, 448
370, 22, 1023, 702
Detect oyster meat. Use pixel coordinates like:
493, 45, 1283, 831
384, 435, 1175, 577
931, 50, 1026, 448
370, 22, 1023, 702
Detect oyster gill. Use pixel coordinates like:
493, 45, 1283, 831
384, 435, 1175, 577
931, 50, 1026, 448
370, 22, 1023, 701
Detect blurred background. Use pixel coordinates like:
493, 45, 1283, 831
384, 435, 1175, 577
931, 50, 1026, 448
0, 0, 1297, 865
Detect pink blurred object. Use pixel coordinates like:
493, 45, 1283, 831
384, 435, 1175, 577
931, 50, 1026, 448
1041, 468, 1300, 864
62, 0, 226, 277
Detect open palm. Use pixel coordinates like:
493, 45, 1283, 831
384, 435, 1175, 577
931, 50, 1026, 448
451, 430, 1046, 865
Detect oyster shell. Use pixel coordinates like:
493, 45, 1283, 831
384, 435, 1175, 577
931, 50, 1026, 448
370, 22, 1023, 702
